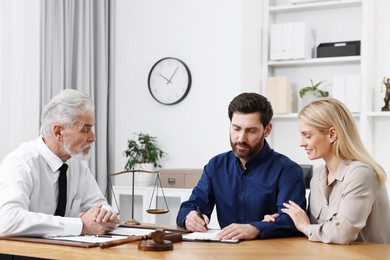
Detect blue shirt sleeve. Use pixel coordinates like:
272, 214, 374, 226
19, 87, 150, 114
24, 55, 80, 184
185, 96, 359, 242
251, 163, 306, 238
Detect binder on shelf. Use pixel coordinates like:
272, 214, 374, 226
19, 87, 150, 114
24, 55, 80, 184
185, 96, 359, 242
293, 22, 313, 59
270, 22, 313, 61
332, 74, 361, 113
266, 76, 293, 114
270, 24, 283, 60
345, 75, 361, 113
281, 23, 294, 60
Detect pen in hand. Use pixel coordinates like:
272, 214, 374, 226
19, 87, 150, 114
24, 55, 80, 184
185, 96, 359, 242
84, 234, 113, 238
196, 206, 208, 230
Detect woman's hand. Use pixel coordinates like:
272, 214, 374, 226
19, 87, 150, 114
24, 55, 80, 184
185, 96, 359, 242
262, 213, 279, 222
281, 200, 310, 232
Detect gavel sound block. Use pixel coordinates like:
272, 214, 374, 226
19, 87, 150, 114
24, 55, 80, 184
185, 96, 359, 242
99, 229, 182, 251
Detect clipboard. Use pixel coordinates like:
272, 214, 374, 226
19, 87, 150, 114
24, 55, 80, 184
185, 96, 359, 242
1, 236, 100, 248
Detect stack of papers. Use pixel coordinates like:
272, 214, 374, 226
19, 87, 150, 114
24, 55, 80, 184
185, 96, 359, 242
45, 227, 156, 244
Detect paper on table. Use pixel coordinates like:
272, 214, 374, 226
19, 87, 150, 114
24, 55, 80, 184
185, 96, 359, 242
44, 227, 155, 244
109, 227, 155, 236
47, 235, 126, 244
183, 229, 239, 243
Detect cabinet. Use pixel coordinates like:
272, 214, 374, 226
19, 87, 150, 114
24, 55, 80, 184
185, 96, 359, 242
261, 0, 390, 192
111, 185, 192, 226
111, 185, 219, 228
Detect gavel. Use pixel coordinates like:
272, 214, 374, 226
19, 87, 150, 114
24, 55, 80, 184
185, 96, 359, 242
99, 229, 182, 250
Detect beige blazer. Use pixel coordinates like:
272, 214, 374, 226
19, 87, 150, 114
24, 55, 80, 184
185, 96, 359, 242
303, 160, 390, 244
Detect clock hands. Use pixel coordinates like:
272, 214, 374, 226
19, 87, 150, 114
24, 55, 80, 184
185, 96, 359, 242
168, 65, 179, 83
159, 73, 172, 84
159, 64, 179, 85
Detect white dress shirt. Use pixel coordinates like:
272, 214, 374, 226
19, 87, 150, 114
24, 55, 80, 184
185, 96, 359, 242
0, 136, 113, 237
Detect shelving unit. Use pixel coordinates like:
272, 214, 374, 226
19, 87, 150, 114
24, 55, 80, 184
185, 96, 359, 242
261, 0, 385, 168
261, 1, 390, 194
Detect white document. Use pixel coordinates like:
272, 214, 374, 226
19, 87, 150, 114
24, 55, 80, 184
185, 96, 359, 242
44, 227, 155, 244
47, 235, 126, 244
182, 229, 239, 243
109, 227, 155, 236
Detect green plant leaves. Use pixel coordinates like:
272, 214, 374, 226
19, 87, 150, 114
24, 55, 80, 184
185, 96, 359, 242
299, 79, 329, 98
124, 132, 166, 170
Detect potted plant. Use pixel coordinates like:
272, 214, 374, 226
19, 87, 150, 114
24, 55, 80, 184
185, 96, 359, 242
299, 79, 329, 107
123, 132, 166, 186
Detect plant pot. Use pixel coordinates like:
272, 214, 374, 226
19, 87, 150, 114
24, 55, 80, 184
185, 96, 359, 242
134, 163, 156, 187
301, 92, 321, 109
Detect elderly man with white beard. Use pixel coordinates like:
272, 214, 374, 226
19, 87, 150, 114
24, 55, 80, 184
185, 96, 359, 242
0, 89, 120, 237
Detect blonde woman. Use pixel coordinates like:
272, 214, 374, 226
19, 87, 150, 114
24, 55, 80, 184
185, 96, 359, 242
265, 97, 390, 244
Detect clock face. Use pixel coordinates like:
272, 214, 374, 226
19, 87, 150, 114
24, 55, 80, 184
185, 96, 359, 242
148, 57, 192, 105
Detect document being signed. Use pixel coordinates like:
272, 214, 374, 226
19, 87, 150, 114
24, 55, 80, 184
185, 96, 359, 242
182, 229, 239, 243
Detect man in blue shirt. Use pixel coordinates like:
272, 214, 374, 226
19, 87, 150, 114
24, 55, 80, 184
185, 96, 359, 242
176, 93, 306, 240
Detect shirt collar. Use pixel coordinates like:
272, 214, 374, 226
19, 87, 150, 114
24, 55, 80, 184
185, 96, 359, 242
34, 136, 64, 172
318, 159, 352, 185
235, 139, 272, 169
334, 160, 353, 181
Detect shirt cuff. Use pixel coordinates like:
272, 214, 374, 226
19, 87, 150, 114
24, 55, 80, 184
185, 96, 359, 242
303, 224, 313, 238
62, 217, 83, 236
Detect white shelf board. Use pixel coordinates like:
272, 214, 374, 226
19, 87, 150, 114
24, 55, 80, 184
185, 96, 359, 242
269, 0, 362, 14
366, 111, 390, 117
273, 112, 360, 119
268, 56, 361, 67
273, 113, 298, 119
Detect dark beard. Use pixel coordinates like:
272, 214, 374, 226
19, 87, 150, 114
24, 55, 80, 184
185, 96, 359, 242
230, 134, 264, 160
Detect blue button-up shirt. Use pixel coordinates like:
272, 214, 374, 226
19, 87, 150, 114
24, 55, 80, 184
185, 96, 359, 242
177, 140, 306, 239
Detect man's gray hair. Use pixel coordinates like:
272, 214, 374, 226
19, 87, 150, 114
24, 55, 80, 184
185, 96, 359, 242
40, 89, 94, 136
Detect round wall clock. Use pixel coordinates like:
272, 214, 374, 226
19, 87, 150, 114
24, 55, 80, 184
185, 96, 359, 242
148, 57, 192, 105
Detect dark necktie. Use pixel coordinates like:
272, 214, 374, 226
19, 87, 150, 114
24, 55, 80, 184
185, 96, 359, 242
55, 163, 68, 217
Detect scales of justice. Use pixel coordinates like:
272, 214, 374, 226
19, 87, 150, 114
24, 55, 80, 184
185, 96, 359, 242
109, 169, 169, 225
382, 77, 390, 111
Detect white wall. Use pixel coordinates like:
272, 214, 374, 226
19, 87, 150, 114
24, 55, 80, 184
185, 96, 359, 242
113, 0, 262, 175
0, 0, 40, 161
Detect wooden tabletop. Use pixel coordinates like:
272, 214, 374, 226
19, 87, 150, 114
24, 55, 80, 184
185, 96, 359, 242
0, 236, 390, 260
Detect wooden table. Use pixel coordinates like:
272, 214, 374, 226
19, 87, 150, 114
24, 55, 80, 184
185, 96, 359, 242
0, 236, 390, 260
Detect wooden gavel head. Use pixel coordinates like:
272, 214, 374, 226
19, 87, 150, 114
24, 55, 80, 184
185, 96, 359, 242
151, 229, 165, 244
138, 229, 176, 251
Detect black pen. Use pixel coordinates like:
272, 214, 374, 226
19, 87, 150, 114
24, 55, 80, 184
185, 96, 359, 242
196, 206, 208, 230
85, 234, 113, 238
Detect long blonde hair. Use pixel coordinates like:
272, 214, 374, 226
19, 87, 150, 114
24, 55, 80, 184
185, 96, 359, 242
299, 97, 387, 187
